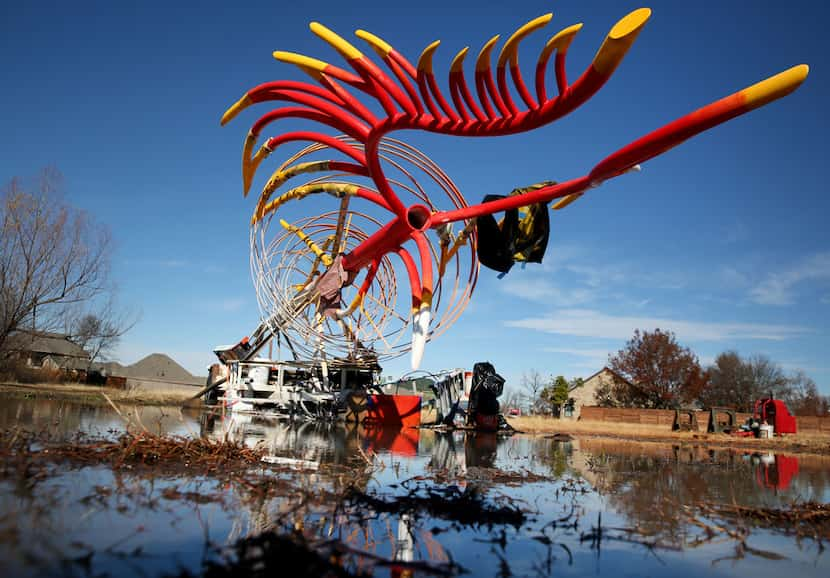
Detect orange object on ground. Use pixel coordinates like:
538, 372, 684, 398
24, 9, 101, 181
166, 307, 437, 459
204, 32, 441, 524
366, 394, 422, 428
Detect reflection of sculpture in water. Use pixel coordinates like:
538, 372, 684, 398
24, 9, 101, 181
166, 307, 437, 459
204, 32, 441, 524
428, 430, 508, 477
199, 411, 357, 465
464, 432, 499, 469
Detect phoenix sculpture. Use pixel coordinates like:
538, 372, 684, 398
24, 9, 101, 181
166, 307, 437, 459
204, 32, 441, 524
221, 8, 808, 370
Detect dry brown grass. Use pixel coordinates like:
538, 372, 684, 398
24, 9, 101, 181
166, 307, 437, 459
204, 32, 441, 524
0, 381, 194, 405
507, 415, 830, 456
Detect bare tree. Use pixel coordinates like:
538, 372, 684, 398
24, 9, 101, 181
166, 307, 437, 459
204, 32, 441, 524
501, 388, 521, 410
0, 169, 113, 357
520, 369, 548, 414
63, 297, 139, 368
785, 370, 828, 416
746, 354, 791, 404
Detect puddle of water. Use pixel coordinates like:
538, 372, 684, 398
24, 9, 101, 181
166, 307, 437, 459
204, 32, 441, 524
0, 396, 828, 577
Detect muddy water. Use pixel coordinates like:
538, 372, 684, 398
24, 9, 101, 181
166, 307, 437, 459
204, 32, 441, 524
1, 396, 828, 577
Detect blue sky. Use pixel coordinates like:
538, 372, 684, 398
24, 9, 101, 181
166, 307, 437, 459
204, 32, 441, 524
2, 1, 828, 392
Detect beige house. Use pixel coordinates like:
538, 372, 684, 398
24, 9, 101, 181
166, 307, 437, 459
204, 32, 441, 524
562, 367, 630, 420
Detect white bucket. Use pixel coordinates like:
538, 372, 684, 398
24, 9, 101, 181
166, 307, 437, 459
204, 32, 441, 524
759, 424, 774, 438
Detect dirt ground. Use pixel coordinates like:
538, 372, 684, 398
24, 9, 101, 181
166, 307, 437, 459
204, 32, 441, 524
507, 415, 830, 456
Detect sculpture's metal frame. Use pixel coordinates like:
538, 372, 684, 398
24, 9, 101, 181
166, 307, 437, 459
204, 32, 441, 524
223, 8, 808, 369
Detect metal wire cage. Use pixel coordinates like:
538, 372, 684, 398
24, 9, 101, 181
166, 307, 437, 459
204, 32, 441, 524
250, 137, 478, 363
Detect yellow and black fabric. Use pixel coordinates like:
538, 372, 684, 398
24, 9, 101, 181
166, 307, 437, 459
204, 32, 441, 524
475, 181, 554, 273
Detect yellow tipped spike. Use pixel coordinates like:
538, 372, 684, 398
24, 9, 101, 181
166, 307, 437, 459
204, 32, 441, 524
593, 8, 651, 76
334, 289, 365, 319
476, 35, 500, 72
450, 47, 470, 74
254, 182, 359, 225
310, 22, 363, 60
355, 29, 394, 57
497, 13, 552, 68
417, 40, 441, 74
241, 132, 256, 196
742, 64, 809, 110
297, 237, 333, 289
539, 23, 583, 64
258, 161, 333, 207
273, 51, 329, 78
244, 142, 272, 197
552, 192, 582, 210
279, 219, 333, 267
221, 94, 253, 126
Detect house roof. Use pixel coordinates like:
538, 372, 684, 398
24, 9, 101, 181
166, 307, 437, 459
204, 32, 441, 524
5, 331, 90, 359
581, 366, 633, 387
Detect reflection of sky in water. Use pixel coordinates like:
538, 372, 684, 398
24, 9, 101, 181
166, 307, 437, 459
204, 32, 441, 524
0, 396, 828, 577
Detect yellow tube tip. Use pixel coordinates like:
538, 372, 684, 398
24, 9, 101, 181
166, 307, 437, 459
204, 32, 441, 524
476, 35, 501, 72
592, 8, 651, 76
498, 13, 553, 67
417, 40, 441, 74
273, 51, 329, 74
539, 23, 583, 64
310, 22, 363, 60
221, 94, 252, 126
355, 29, 393, 57
450, 47, 470, 73
548, 23, 583, 51
242, 171, 253, 197
743, 64, 810, 109
608, 7, 651, 40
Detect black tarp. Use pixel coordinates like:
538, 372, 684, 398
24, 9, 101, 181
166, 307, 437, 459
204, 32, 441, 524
468, 361, 505, 420
474, 182, 553, 274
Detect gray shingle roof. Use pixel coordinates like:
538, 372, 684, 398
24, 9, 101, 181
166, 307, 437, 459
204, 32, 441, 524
5, 331, 90, 359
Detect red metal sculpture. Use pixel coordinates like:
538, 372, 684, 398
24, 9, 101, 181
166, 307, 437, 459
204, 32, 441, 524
222, 8, 808, 369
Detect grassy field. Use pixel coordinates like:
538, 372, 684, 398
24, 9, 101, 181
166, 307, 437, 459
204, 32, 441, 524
507, 415, 830, 456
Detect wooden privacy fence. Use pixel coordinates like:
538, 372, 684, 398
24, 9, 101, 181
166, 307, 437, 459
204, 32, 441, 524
794, 416, 830, 433
580, 406, 830, 433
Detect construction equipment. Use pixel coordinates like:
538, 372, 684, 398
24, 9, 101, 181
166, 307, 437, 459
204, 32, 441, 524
209, 311, 383, 419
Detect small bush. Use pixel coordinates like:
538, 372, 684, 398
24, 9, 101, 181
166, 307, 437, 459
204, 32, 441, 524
0, 359, 71, 384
